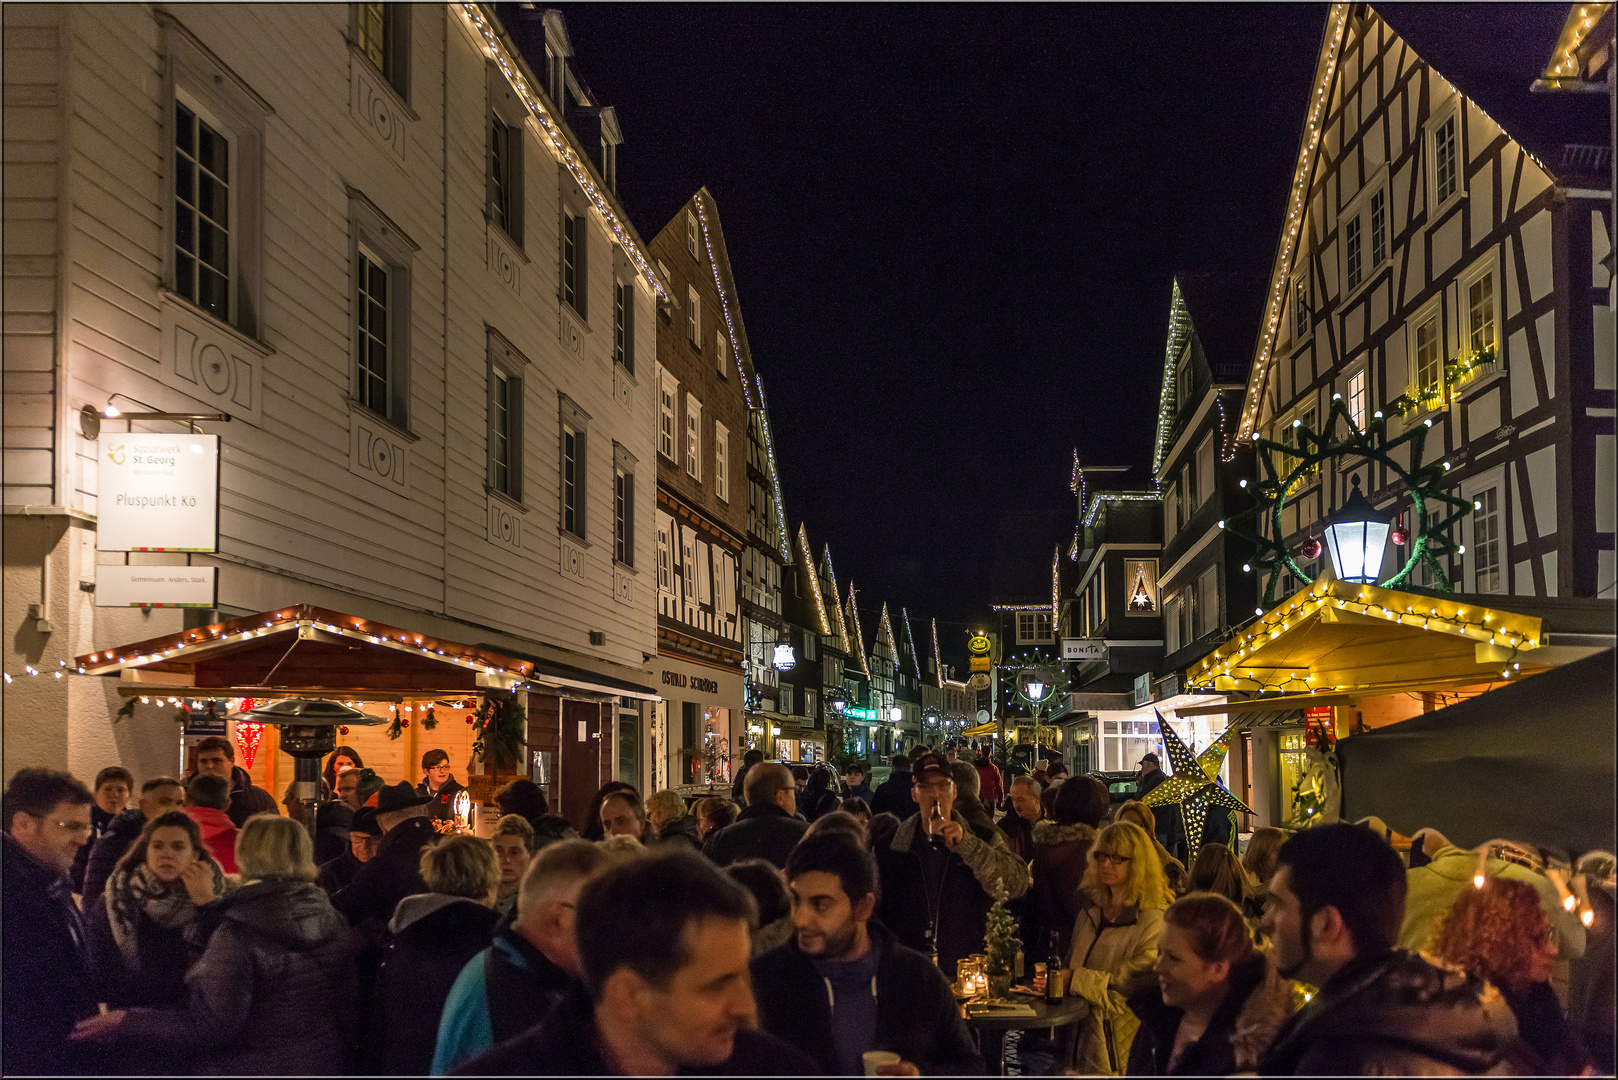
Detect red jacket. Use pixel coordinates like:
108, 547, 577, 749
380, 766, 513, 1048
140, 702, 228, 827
974, 761, 1003, 806
185, 806, 240, 873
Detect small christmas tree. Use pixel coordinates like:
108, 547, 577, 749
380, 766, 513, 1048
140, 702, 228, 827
983, 879, 1018, 988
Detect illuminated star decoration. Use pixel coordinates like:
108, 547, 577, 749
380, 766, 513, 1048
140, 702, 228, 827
1141, 712, 1253, 854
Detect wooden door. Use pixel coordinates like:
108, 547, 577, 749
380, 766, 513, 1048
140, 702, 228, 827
559, 698, 605, 832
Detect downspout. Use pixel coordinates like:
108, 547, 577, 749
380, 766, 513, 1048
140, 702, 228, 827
442, 2, 451, 617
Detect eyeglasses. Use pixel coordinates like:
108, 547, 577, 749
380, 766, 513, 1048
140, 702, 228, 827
26, 814, 93, 836
1094, 852, 1132, 866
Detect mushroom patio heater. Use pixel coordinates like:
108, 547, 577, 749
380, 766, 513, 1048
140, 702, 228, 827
231, 698, 381, 837
1322, 475, 1394, 584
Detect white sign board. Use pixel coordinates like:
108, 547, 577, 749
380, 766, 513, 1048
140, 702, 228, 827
1062, 637, 1108, 662
1133, 672, 1153, 708
96, 434, 219, 552
97, 565, 218, 608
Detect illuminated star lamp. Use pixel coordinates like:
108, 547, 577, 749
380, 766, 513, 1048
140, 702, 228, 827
1141, 712, 1252, 853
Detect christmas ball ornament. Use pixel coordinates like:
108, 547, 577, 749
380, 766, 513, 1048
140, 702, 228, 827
340, 726, 350, 735
466, 714, 475, 725
402, 718, 411, 728
1301, 537, 1322, 560
1391, 528, 1408, 546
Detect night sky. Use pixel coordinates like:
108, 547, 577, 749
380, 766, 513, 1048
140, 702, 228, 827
560, 3, 1329, 635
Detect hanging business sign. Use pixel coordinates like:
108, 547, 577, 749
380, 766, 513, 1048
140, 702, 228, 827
1062, 638, 1108, 661
96, 434, 220, 552
96, 564, 217, 608
839, 705, 879, 722
969, 655, 992, 672
1133, 672, 1153, 708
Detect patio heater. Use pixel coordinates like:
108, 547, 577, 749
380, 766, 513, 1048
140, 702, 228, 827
231, 698, 382, 838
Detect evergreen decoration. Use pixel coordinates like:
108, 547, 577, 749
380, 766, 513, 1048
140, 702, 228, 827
385, 707, 409, 741
1225, 395, 1473, 609
983, 879, 1019, 983
115, 698, 136, 722
422, 705, 438, 730
471, 690, 526, 772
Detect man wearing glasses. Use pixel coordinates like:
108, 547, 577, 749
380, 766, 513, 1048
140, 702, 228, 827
2, 767, 100, 1075
871, 753, 1030, 979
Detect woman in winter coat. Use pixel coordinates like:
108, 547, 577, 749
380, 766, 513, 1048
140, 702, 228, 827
1065, 821, 1171, 1076
72, 815, 355, 1075
1431, 877, 1597, 1075
1023, 775, 1110, 959
86, 810, 233, 1008
370, 834, 501, 1075
1126, 892, 1296, 1075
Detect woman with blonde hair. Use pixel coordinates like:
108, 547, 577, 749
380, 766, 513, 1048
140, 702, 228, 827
1065, 820, 1172, 1075
1241, 827, 1287, 886
72, 815, 353, 1074
1117, 800, 1189, 896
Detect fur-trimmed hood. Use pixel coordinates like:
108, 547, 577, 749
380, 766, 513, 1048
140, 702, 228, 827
1230, 956, 1298, 1070
1032, 820, 1096, 847
1127, 951, 1299, 1074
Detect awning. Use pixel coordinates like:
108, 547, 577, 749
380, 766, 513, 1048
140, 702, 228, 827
75, 605, 659, 702
1337, 649, 1615, 853
1186, 579, 1551, 696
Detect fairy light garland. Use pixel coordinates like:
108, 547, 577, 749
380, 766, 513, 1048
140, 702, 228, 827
798, 524, 832, 636
822, 546, 852, 655
1152, 279, 1195, 477
931, 618, 945, 689
1051, 549, 1062, 634
751, 380, 793, 564
845, 587, 871, 678
901, 608, 923, 681
1082, 491, 1163, 528
456, 4, 667, 301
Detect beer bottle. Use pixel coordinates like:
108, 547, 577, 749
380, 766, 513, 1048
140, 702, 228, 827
1045, 930, 1066, 1004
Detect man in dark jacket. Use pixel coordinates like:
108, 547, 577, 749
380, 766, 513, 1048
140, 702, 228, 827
417, 747, 468, 823
3, 768, 100, 1075
999, 775, 1043, 862
730, 748, 764, 804
947, 760, 1001, 845
82, 776, 185, 905
841, 762, 873, 805
869, 753, 915, 818
192, 736, 279, 826
754, 831, 983, 1074
872, 754, 1030, 978
456, 851, 816, 1076
70, 765, 132, 894
434, 839, 607, 1073
1256, 823, 1519, 1074
316, 806, 381, 894
331, 783, 436, 929
703, 763, 808, 869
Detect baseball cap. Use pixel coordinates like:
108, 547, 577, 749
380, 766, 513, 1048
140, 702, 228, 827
913, 752, 951, 784
1139, 752, 1160, 765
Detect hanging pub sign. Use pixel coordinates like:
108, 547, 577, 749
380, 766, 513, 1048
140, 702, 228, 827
96, 565, 218, 608
97, 434, 220, 552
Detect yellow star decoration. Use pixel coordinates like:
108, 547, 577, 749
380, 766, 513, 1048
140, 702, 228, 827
1141, 713, 1253, 853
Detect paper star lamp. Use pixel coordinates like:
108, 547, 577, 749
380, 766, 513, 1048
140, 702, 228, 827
1140, 711, 1253, 853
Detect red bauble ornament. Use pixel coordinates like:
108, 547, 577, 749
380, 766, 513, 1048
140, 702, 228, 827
340, 726, 350, 735
466, 715, 475, 725
1301, 537, 1322, 560
401, 718, 411, 728
1391, 528, 1408, 546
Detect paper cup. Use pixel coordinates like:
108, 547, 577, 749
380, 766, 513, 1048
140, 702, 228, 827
863, 1050, 901, 1076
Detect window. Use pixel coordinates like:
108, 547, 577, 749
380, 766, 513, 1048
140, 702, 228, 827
1472, 486, 1502, 593
657, 366, 678, 461
1165, 593, 1182, 655
1433, 113, 1458, 204
780, 686, 794, 715
613, 443, 636, 567
1293, 273, 1309, 342
1415, 314, 1442, 398
561, 211, 585, 316
613, 278, 634, 374
1196, 433, 1216, 510
1196, 565, 1220, 638
1344, 215, 1362, 290
352, 3, 409, 98
1164, 480, 1180, 542
486, 331, 526, 501
558, 396, 590, 539
686, 208, 700, 259
685, 394, 702, 481
487, 114, 517, 238
1347, 367, 1368, 430
714, 421, 729, 502
174, 101, 230, 320
600, 139, 616, 193
803, 632, 816, 662
657, 516, 673, 593
1369, 189, 1387, 267
716, 332, 728, 378
1180, 463, 1194, 523
1124, 559, 1159, 616
686, 285, 701, 349
805, 688, 817, 719
1467, 273, 1495, 355
348, 190, 416, 426
1016, 611, 1053, 643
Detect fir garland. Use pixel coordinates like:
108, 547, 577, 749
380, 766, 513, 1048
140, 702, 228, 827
471, 690, 526, 772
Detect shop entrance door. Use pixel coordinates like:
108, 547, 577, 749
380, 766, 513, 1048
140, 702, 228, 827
559, 699, 605, 832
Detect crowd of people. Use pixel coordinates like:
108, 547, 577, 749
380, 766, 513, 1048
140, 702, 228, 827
2, 740, 1613, 1076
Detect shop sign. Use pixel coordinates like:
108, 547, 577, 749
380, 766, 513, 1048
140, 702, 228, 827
1159, 674, 1180, 700
966, 672, 991, 691
839, 705, 879, 722
661, 670, 720, 695
1304, 706, 1334, 746
182, 707, 227, 737
1062, 637, 1108, 661
97, 434, 220, 552
969, 655, 991, 672
967, 634, 991, 655
96, 565, 217, 608
1133, 672, 1153, 707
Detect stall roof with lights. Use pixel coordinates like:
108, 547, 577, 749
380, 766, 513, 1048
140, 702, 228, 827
1186, 579, 1614, 698
74, 605, 658, 702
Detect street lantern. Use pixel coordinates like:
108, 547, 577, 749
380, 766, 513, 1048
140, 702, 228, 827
1322, 475, 1393, 584
1025, 679, 1047, 702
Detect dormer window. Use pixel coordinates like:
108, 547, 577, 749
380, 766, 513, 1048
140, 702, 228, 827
601, 139, 616, 192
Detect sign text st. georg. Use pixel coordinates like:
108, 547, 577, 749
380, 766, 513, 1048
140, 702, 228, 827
97, 434, 220, 552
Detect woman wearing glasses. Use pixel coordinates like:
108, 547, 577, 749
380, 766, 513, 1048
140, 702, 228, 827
1066, 820, 1171, 1075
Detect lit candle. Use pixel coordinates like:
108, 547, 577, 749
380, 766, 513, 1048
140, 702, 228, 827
1473, 848, 1488, 889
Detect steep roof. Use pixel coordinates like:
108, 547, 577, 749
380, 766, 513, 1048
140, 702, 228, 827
1176, 272, 1267, 386
1376, 3, 1610, 181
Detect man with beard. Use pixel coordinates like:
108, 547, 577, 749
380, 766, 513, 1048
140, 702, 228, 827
752, 832, 981, 1075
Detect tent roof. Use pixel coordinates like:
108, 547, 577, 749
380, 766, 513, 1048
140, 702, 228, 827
1338, 648, 1616, 853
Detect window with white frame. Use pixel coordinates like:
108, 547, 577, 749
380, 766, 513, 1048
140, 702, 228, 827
487, 113, 519, 240
685, 394, 702, 481
1165, 593, 1183, 655
686, 285, 701, 349
1180, 463, 1195, 523
1432, 109, 1459, 205
174, 101, 231, 320
487, 330, 525, 501
779, 686, 793, 715
805, 688, 817, 718
613, 277, 634, 374
1292, 272, 1309, 342
559, 395, 589, 539
1196, 564, 1220, 638
1347, 367, 1369, 430
714, 421, 729, 502
716, 332, 728, 377
1414, 312, 1442, 399
1344, 214, 1363, 290
803, 632, 816, 661
561, 210, 586, 317
686, 208, 700, 259
1469, 483, 1503, 593
1369, 188, 1387, 266
1465, 266, 1497, 360
1016, 611, 1053, 643
352, 3, 410, 99
349, 190, 416, 427
1196, 432, 1216, 509
613, 443, 636, 568
356, 245, 391, 414
656, 516, 673, 594
1164, 479, 1180, 542
1342, 178, 1388, 294
657, 366, 677, 461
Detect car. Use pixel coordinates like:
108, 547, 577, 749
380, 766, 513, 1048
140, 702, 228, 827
1090, 771, 1141, 806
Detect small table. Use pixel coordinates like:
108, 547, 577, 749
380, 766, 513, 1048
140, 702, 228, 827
961, 994, 1088, 1075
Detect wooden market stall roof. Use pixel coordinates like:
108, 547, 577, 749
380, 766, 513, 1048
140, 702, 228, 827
1185, 579, 1551, 698
74, 604, 657, 702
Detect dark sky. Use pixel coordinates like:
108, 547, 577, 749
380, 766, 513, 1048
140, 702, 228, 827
559, 3, 1328, 634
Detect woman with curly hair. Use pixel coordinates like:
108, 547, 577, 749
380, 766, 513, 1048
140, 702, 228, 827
1064, 820, 1172, 1075
1431, 877, 1595, 1075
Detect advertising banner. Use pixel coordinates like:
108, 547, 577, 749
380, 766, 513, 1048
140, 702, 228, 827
97, 434, 220, 552
96, 564, 218, 608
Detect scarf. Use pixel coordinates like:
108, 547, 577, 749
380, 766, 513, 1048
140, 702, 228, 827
105, 859, 230, 967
